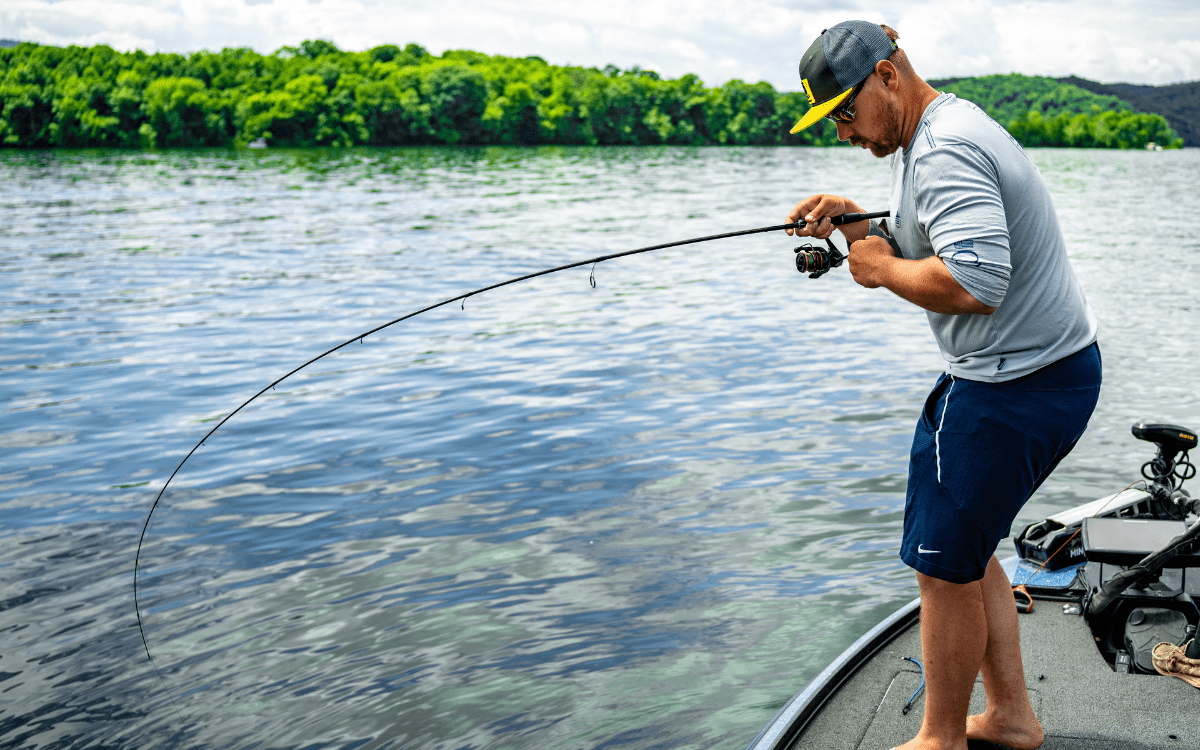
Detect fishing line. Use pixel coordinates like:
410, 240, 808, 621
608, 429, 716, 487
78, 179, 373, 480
452, 243, 789, 314
186, 244, 795, 418
132, 211, 886, 724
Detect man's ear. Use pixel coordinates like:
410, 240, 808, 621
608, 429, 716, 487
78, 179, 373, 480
875, 60, 899, 90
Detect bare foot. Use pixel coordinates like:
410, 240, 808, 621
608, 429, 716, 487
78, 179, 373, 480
965, 711, 1044, 750
891, 735, 963, 750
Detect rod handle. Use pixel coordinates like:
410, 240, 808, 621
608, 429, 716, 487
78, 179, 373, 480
829, 211, 890, 226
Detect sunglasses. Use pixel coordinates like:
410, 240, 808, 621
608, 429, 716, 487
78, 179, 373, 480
826, 77, 867, 124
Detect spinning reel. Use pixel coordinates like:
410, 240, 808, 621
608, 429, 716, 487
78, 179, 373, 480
793, 237, 845, 279
788, 211, 891, 279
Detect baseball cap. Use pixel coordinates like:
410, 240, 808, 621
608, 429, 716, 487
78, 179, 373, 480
790, 21, 898, 134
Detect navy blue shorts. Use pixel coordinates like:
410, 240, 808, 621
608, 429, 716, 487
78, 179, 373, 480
901, 343, 1102, 583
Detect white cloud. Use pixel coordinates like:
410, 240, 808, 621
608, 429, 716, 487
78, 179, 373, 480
877, 0, 1200, 84
1, 0, 1196, 87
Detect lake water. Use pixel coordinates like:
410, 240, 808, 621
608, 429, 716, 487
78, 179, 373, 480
2, 145, 1198, 750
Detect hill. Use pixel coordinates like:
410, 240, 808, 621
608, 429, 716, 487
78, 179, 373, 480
927, 74, 1127, 122
1055, 76, 1200, 147
927, 73, 1183, 149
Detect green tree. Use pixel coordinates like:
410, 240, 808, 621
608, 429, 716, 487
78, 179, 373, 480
421, 64, 487, 144
237, 73, 327, 145
142, 76, 227, 146
354, 68, 431, 145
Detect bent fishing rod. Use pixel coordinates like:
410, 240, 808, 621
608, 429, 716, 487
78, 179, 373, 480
133, 209, 888, 663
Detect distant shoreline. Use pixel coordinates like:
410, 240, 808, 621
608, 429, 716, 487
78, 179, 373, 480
0, 40, 1187, 149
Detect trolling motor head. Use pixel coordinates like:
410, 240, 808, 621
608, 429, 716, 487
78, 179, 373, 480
1134, 422, 1198, 460
794, 237, 844, 279
1133, 422, 1198, 519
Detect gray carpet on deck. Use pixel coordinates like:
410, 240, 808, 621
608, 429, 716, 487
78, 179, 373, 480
791, 600, 1200, 749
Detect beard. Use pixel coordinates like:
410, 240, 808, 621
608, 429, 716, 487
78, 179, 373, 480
851, 96, 903, 158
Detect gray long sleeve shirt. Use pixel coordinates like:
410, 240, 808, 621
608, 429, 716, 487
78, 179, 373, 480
885, 93, 1098, 382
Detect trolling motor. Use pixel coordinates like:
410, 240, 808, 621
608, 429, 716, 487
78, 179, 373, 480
1135, 422, 1199, 520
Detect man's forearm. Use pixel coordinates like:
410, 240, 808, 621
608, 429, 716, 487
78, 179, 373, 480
878, 255, 996, 315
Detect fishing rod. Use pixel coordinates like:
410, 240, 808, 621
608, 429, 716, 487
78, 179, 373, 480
133, 209, 889, 664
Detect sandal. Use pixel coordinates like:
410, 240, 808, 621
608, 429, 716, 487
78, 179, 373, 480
1152, 641, 1200, 688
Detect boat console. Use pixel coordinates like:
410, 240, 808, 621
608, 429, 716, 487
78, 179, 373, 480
1015, 421, 1200, 675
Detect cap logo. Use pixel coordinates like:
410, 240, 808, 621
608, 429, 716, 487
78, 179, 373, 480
801, 78, 816, 105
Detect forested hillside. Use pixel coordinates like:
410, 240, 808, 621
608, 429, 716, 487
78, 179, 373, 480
0, 40, 1183, 149
929, 73, 1183, 149
1055, 75, 1200, 147
0, 40, 841, 148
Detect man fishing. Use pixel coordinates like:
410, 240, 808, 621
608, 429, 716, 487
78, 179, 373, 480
785, 21, 1100, 750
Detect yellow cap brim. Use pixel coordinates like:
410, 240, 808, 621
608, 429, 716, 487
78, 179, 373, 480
789, 87, 854, 134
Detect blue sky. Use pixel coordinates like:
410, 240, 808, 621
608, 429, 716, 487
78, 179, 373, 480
2, 0, 1197, 87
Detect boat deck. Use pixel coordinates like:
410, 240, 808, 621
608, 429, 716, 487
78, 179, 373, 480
790, 597, 1200, 749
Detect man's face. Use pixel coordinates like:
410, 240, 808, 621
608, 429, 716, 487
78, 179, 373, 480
834, 74, 903, 157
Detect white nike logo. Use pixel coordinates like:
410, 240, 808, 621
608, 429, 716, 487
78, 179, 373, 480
918, 545, 940, 554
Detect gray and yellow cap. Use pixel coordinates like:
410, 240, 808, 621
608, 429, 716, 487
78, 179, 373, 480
791, 21, 898, 134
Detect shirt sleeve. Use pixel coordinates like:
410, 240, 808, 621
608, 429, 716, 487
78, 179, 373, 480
912, 143, 1012, 309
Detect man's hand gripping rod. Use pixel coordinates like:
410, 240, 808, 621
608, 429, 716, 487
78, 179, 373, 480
791, 211, 891, 279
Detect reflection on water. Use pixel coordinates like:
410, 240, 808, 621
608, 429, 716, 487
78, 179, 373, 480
2, 146, 1198, 749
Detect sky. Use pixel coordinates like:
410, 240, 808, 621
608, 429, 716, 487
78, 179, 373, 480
1, 0, 1198, 89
